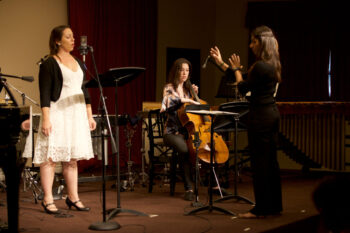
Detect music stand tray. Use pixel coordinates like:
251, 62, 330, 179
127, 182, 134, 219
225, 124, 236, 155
84, 67, 146, 88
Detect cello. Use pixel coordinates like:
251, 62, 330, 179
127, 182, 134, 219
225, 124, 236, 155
177, 81, 229, 164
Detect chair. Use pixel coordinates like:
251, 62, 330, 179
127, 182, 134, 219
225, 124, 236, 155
146, 109, 177, 195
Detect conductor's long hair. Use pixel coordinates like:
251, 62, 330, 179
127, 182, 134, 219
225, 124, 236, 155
167, 58, 192, 95
251, 25, 282, 83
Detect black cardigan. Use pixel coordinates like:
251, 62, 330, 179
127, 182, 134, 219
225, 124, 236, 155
38, 56, 91, 108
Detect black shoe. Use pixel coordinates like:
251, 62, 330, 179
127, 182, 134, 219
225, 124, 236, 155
65, 197, 90, 211
41, 202, 61, 215
184, 190, 194, 201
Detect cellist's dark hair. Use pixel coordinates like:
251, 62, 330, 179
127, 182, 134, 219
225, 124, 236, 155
167, 58, 192, 95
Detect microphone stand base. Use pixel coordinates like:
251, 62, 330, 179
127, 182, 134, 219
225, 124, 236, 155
106, 207, 149, 220
88, 221, 121, 231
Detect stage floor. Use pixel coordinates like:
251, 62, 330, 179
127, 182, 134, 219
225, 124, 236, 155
0, 170, 324, 233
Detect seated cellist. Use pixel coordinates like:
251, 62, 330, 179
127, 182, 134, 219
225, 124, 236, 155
160, 58, 200, 201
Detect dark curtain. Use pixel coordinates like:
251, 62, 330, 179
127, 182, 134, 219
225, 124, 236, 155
246, 1, 349, 101
68, 0, 157, 167
329, 5, 350, 101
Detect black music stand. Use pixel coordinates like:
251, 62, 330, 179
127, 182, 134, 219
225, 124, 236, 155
215, 71, 247, 102
215, 77, 239, 100
214, 102, 254, 205
184, 110, 237, 216
85, 67, 148, 220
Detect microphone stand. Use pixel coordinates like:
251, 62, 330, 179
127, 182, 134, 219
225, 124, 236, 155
1, 72, 34, 106
0, 76, 19, 106
202, 57, 225, 73
0, 73, 34, 82
85, 46, 121, 231
4, 82, 39, 107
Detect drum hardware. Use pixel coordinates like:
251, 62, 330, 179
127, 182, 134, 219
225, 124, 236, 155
22, 167, 42, 204
109, 113, 144, 192
121, 115, 140, 192
139, 116, 149, 187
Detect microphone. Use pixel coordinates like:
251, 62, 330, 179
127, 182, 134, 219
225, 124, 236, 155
79, 35, 88, 62
202, 55, 211, 69
36, 54, 49, 66
21, 76, 34, 82
0, 73, 34, 82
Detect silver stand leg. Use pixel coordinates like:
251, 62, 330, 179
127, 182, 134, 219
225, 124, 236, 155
123, 124, 138, 192
139, 120, 148, 187
212, 167, 223, 198
22, 168, 42, 204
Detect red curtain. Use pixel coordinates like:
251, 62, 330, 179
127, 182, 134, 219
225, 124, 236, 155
68, 0, 157, 167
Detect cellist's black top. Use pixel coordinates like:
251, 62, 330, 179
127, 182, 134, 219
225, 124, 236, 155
160, 83, 190, 135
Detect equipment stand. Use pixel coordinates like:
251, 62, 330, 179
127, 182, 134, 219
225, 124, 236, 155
106, 76, 148, 220
186, 115, 235, 216
191, 132, 204, 208
86, 46, 120, 231
139, 118, 148, 187
84, 66, 147, 221
123, 123, 136, 191
215, 115, 254, 204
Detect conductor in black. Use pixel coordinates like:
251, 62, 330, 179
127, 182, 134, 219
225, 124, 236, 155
210, 25, 282, 218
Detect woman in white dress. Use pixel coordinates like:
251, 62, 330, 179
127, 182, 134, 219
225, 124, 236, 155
34, 25, 96, 214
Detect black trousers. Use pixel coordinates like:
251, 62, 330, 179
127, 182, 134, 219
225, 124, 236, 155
248, 104, 282, 216
163, 133, 193, 191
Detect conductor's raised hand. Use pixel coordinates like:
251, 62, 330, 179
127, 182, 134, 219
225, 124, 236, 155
210, 46, 224, 66
228, 53, 242, 70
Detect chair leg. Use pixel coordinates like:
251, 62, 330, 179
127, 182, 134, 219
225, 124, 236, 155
148, 161, 154, 193
170, 152, 177, 196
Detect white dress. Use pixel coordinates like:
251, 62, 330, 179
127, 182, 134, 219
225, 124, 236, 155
33, 61, 94, 164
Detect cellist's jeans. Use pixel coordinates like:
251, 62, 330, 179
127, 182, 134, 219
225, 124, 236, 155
163, 133, 193, 191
